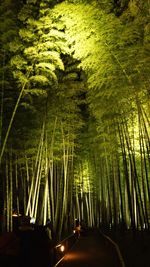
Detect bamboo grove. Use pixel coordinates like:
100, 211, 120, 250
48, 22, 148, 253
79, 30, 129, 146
0, 0, 150, 240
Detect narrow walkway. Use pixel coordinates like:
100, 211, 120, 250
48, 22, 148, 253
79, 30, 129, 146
54, 230, 125, 267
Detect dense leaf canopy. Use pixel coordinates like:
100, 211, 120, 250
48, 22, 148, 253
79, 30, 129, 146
0, 0, 150, 236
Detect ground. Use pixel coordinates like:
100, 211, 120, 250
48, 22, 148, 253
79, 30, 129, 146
106, 229, 150, 267
0, 228, 150, 267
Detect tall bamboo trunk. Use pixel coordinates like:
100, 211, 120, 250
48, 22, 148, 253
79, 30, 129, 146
58, 124, 69, 239
9, 149, 13, 231
118, 122, 135, 229
138, 113, 149, 229
26, 122, 45, 217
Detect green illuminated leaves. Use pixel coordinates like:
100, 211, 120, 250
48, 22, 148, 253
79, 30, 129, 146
19, 28, 37, 42
29, 75, 50, 85
35, 62, 56, 72
10, 4, 67, 97
11, 55, 27, 70
13, 71, 29, 86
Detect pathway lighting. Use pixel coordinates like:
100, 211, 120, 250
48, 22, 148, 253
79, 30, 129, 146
60, 245, 65, 252
56, 244, 65, 253
12, 212, 21, 217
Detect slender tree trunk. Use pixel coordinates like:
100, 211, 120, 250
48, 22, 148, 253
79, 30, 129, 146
117, 157, 125, 223
139, 113, 149, 229
26, 122, 45, 216
118, 121, 135, 229
15, 156, 20, 214
9, 149, 13, 231
123, 120, 145, 229
5, 155, 10, 231
0, 50, 5, 150
58, 124, 69, 239
0, 71, 31, 164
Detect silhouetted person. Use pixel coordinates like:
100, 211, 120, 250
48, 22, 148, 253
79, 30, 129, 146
80, 219, 87, 235
45, 219, 54, 241
75, 219, 81, 238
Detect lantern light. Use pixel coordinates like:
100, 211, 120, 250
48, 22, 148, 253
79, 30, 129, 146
60, 245, 65, 252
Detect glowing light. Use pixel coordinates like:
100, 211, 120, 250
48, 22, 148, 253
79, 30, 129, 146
12, 214, 19, 217
12, 212, 21, 217
30, 217, 36, 224
60, 245, 65, 252
56, 244, 65, 253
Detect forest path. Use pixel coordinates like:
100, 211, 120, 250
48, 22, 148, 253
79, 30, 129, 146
54, 229, 125, 267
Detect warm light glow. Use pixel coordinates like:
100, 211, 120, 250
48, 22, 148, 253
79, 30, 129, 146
12, 214, 18, 217
12, 212, 21, 217
60, 245, 65, 252
56, 244, 65, 253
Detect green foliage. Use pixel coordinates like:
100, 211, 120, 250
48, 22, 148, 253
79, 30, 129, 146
23, 88, 48, 97
11, 55, 27, 70
0, 0, 149, 232
10, 2, 68, 98
29, 75, 51, 85
54, 1, 149, 122
13, 71, 29, 86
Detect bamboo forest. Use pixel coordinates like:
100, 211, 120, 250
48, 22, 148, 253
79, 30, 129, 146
0, 0, 150, 241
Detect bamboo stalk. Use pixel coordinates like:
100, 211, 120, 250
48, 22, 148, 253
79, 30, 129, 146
26, 122, 45, 215
0, 72, 30, 165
